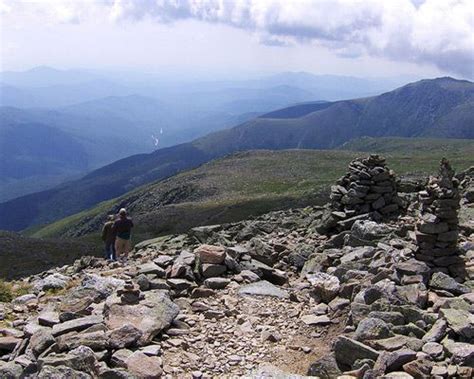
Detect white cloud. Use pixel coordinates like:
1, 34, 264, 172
2, 0, 473, 77
107, 0, 474, 77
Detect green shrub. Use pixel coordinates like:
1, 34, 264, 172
0, 280, 13, 303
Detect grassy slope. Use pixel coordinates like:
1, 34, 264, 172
0, 231, 96, 279
29, 138, 474, 243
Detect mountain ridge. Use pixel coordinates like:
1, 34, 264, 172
0, 77, 472, 231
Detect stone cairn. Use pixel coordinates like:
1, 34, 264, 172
327, 154, 400, 229
415, 158, 462, 273
118, 280, 143, 304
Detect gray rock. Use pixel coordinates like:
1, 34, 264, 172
334, 336, 380, 368
204, 277, 230, 289
429, 272, 470, 295
135, 274, 150, 291
350, 220, 393, 242
422, 342, 444, 359
153, 255, 173, 267
98, 367, 135, 379
38, 345, 98, 375
224, 255, 241, 273
107, 324, 143, 349
104, 290, 179, 345
402, 359, 433, 378
354, 318, 392, 341
0, 361, 23, 379
29, 328, 55, 356
190, 287, 215, 298
110, 349, 133, 368
238, 280, 289, 299
307, 352, 343, 378
396, 283, 427, 308
166, 278, 194, 291
81, 274, 125, 298
239, 270, 260, 282
440, 308, 474, 339
395, 259, 431, 278
138, 262, 166, 277
140, 344, 161, 357
52, 315, 104, 337
368, 335, 423, 352
260, 266, 288, 286
422, 318, 447, 343
201, 264, 227, 278
34, 273, 69, 292
38, 311, 60, 327
56, 330, 107, 352
248, 238, 277, 266
306, 272, 340, 302
392, 323, 425, 339
38, 364, 92, 378
368, 311, 405, 326
12, 294, 37, 305
444, 340, 474, 366
301, 315, 331, 326
340, 246, 375, 264
0, 336, 20, 352
373, 349, 416, 374
126, 351, 163, 378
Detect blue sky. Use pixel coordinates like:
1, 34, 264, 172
1, 0, 472, 79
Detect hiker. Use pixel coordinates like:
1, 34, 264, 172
113, 208, 134, 262
101, 215, 116, 261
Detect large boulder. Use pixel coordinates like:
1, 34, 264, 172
104, 290, 179, 345
429, 272, 470, 296
125, 351, 163, 379
347, 220, 393, 246
194, 245, 226, 264
29, 328, 55, 356
0, 362, 23, 379
307, 353, 343, 378
52, 315, 104, 337
38, 345, 98, 376
334, 336, 380, 368
56, 330, 107, 352
34, 273, 69, 292
354, 317, 392, 341
306, 272, 340, 302
440, 308, 474, 339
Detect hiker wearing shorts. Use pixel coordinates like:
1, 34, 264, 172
113, 208, 134, 262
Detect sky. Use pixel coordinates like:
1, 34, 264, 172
1, 0, 473, 79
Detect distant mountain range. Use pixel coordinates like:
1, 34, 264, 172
0, 76, 472, 232
0, 67, 407, 201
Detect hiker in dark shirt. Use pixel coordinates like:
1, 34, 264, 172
101, 215, 116, 261
113, 208, 134, 262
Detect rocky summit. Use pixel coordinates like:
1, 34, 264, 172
0, 156, 473, 379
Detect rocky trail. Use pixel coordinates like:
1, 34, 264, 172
0, 156, 473, 379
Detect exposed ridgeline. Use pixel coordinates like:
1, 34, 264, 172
1, 77, 473, 232
415, 159, 462, 276
1, 155, 473, 378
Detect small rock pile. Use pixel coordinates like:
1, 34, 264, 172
415, 158, 462, 275
318, 155, 400, 233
